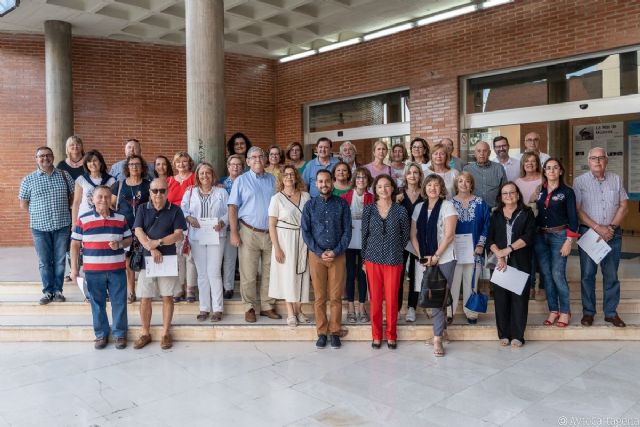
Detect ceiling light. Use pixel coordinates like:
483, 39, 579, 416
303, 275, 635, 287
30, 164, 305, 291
482, 0, 513, 8
417, 4, 478, 26
318, 38, 362, 53
279, 49, 317, 63
363, 23, 414, 41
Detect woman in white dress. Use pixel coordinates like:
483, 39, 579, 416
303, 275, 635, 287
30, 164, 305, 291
268, 165, 311, 327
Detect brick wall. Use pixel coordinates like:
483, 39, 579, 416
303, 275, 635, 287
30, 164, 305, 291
0, 35, 275, 245
275, 0, 640, 151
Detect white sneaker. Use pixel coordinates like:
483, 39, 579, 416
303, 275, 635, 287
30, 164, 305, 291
405, 307, 416, 322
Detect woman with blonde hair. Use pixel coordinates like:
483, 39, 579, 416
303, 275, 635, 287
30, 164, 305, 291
268, 165, 311, 327
57, 135, 86, 180
365, 140, 393, 179
182, 162, 229, 322
428, 143, 459, 199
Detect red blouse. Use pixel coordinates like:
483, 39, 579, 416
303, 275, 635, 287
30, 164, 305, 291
167, 173, 195, 206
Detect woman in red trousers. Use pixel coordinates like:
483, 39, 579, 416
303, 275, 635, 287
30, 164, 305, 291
361, 174, 410, 349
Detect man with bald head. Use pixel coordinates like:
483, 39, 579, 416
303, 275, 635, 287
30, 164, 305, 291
519, 132, 550, 165
463, 141, 506, 208
574, 147, 628, 327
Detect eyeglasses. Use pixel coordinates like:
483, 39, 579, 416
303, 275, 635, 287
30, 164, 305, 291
501, 191, 517, 196
545, 166, 560, 171
128, 163, 142, 168
229, 163, 243, 167
525, 138, 540, 142
283, 173, 295, 177
249, 155, 265, 160
355, 176, 367, 180
494, 145, 508, 150
36, 154, 53, 159
150, 188, 167, 194
588, 156, 606, 162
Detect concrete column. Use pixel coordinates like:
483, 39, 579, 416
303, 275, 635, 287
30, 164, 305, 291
44, 20, 73, 162
185, 0, 225, 175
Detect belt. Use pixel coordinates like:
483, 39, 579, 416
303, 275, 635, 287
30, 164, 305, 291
540, 225, 567, 233
240, 219, 269, 234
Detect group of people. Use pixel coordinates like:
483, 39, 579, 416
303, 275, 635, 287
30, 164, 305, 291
18, 130, 628, 357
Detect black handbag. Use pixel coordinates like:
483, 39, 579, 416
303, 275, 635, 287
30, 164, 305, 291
418, 265, 452, 309
128, 237, 144, 272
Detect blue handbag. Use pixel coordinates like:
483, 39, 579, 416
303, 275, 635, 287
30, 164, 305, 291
465, 257, 488, 313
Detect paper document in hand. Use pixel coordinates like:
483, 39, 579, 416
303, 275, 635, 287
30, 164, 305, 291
490, 266, 529, 296
577, 228, 611, 264
76, 277, 88, 299
405, 241, 417, 257
348, 219, 362, 250
454, 233, 474, 264
198, 217, 220, 245
145, 255, 178, 277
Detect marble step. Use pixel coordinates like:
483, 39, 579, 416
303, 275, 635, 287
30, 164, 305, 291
2, 296, 640, 316
0, 313, 638, 342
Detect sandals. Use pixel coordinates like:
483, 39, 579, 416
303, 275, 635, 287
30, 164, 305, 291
297, 312, 310, 324
186, 288, 197, 303
287, 315, 298, 327
196, 311, 209, 322
556, 312, 571, 328
211, 312, 223, 322
127, 291, 136, 304
511, 339, 523, 348
543, 311, 559, 326
433, 337, 445, 357
347, 311, 357, 324
499, 338, 510, 346
173, 292, 185, 303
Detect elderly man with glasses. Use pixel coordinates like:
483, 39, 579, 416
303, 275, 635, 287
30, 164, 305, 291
132, 178, 187, 349
228, 146, 279, 323
573, 147, 629, 328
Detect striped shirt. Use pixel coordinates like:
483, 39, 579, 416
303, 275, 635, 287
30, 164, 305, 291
573, 171, 628, 226
71, 210, 131, 272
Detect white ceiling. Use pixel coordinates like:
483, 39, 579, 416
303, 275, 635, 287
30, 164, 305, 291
0, 0, 472, 58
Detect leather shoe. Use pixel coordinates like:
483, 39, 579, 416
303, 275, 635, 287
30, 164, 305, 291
260, 309, 282, 320
580, 314, 594, 326
160, 334, 173, 350
223, 290, 234, 299
94, 336, 108, 350
133, 334, 151, 349
245, 308, 256, 323
115, 337, 127, 350
605, 314, 626, 328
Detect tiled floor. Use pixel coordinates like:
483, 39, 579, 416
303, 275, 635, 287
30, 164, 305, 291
1, 340, 639, 426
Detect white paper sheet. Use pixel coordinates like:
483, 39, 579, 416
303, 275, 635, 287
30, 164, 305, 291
454, 233, 474, 264
76, 277, 88, 299
145, 255, 178, 277
577, 228, 612, 264
198, 217, 220, 245
405, 241, 417, 257
348, 219, 362, 250
490, 266, 529, 296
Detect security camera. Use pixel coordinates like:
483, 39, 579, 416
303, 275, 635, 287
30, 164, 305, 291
579, 104, 588, 110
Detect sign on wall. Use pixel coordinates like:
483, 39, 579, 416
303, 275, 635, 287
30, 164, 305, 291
573, 122, 624, 180
627, 121, 640, 200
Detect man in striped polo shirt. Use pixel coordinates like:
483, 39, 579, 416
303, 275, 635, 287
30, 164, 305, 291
70, 185, 132, 349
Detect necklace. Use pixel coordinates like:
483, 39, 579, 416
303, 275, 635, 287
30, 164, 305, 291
283, 190, 296, 198
67, 157, 83, 168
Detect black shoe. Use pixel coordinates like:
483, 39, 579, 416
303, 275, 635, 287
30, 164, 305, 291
330, 335, 341, 349
53, 291, 66, 302
115, 337, 127, 350
316, 335, 327, 349
371, 341, 381, 349
467, 318, 478, 324
39, 293, 54, 305
94, 337, 108, 350
447, 317, 453, 325
387, 341, 397, 350
223, 290, 234, 299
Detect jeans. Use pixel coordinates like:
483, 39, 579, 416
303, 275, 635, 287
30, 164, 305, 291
578, 226, 622, 317
535, 230, 570, 313
345, 249, 367, 303
32, 226, 70, 295
85, 270, 128, 339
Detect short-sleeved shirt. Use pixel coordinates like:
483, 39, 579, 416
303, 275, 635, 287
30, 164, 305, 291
227, 170, 275, 230
573, 171, 628, 226
361, 203, 409, 265
133, 201, 187, 258
76, 174, 117, 219
412, 200, 458, 263
302, 157, 340, 197
112, 179, 150, 229
219, 176, 235, 195
463, 161, 507, 208
71, 209, 131, 271
428, 168, 459, 200
19, 168, 75, 231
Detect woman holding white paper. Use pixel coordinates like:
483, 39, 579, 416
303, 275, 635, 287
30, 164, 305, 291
450, 172, 490, 324
340, 167, 373, 324
268, 165, 311, 327
181, 162, 229, 322
486, 182, 536, 347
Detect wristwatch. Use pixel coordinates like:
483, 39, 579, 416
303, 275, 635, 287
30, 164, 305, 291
158, 239, 164, 247
609, 224, 619, 230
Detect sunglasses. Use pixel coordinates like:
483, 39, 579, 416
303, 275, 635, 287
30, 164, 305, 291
150, 188, 167, 194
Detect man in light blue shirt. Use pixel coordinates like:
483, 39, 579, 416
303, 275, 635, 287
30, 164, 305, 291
302, 137, 340, 197
110, 138, 155, 181
228, 146, 278, 323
